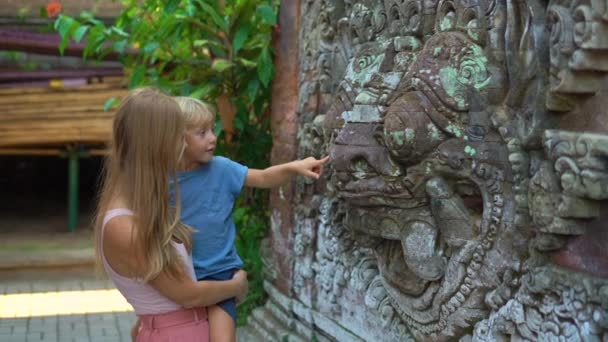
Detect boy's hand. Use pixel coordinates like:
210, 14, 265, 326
295, 156, 329, 179
232, 270, 248, 304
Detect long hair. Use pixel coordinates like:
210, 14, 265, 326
94, 87, 192, 281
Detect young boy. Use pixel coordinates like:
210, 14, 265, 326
173, 97, 328, 341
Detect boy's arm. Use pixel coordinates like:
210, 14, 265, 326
245, 156, 329, 189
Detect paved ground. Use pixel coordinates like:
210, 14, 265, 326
0, 267, 136, 342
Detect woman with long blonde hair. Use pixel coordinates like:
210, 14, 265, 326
95, 87, 247, 342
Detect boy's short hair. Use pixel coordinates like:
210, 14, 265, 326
173, 96, 216, 129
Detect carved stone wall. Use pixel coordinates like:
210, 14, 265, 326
241, 1, 608, 341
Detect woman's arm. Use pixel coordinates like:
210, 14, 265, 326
245, 156, 329, 189
103, 216, 248, 309
148, 269, 247, 308
130, 317, 141, 342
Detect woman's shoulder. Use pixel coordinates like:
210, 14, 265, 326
103, 213, 136, 253
102, 212, 148, 277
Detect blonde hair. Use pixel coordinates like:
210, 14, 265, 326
173, 96, 216, 128
95, 87, 192, 281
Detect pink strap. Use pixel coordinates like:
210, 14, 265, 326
102, 208, 134, 227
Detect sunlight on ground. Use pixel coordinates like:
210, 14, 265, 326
0, 289, 132, 318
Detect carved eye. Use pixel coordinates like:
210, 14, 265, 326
350, 156, 375, 179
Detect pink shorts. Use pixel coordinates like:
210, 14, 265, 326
136, 307, 209, 342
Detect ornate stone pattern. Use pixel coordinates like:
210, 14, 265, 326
546, 0, 608, 111
544, 130, 608, 200
472, 266, 608, 341
248, 1, 608, 341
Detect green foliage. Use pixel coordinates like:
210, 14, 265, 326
0, 51, 49, 71
53, 0, 279, 324
103, 97, 119, 112
232, 199, 269, 326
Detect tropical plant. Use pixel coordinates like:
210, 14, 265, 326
53, 0, 278, 324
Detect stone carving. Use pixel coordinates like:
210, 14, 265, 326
321, 1, 533, 339
544, 130, 608, 200
473, 266, 608, 341
243, 0, 608, 341
546, 0, 608, 111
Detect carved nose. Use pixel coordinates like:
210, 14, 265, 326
383, 91, 448, 166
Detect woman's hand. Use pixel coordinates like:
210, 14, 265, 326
232, 269, 248, 304
130, 317, 141, 342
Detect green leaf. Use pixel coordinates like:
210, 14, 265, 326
157, 76, 174, 93
113, 40, 127, 54
55, 15, 75, 38
111, 27, 129, 38
234, 112, 245, 131
55, 16, 83, 55
213, 117, 224, 137
212, 59, 233, 72
233, 207, 247, 221
103, 97, 119, 112
82, 25, 107, 58
257, 5, 276, 25
193, 39, 223, 48
85, 16, 104, 27
190, 84, 215, 99
184, 2, 196, 16
236, 57, 257, 68
130, 65, 146, 88
232, 24, 250, 54
247, 79, 260, 102
93, 31, 109, 53
143, 41, 160, 54
195, 1, 226, 30
72, 25, 89, 43
164, 0, 180, 14
257, 47, 272, 87
58, 36, 69, 55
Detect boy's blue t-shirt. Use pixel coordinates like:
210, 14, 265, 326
171, 156, 248, 279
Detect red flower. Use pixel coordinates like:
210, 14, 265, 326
46, 1, 62, 18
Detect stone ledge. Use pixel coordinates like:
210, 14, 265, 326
0, 248, 95, 270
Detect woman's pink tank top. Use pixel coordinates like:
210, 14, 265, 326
100, 208, 196, 315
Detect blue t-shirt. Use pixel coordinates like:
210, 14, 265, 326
171, 156, 248, 279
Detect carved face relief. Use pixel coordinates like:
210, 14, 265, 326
282, 0, 608, 341
324, 1, 527, 339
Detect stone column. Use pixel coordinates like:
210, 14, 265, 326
267, 0, 300, 295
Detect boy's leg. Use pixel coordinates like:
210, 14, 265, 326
199, 268, 239, 341
208, 304, 235, 342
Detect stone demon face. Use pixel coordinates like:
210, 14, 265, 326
325, 0, 526, 339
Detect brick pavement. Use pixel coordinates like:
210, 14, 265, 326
0, 268, 137, 342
